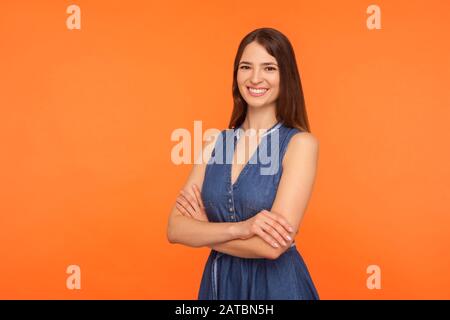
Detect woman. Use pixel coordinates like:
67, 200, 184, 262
167, 27, 320, 300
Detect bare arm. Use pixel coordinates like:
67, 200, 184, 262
207, 132, 320, 259
208, 236, 285, 259
175, 183, 294, 258
167, 130, 244, 247
168, 213, 242, 248
168, 129, 317, 260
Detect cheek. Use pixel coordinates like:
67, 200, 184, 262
236, 71, 246, 84
266, 73, 279, 87
269, 80, 280, 93
269, 82, 280, 98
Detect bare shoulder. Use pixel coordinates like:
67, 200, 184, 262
283, 131, 319, 166
291, 131, 319, 148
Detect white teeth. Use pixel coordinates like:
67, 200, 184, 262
248, 87, 268, 94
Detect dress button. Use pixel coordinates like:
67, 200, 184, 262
229, 207, 233, 212
228, 199, 232, 203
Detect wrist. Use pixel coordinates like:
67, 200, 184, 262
228, 221, 244, 239
230, 221, 250, 240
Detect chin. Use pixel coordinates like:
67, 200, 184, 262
246, 101, 270, 109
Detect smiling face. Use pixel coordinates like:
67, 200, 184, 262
237, 41, 280, 109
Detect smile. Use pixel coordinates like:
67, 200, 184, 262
247, 86, 269, 97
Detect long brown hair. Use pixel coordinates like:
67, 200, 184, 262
228, 27, 311, 132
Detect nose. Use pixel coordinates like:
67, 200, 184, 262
250, 67, 263, 84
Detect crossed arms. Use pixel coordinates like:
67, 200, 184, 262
167, 131, 319, 260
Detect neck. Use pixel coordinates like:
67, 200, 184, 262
241, 104, 278, 132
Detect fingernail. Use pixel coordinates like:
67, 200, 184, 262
286, 235, 292, 241
282, 241, 287, 246
273, 243, 279, 248
288, 227, 293, 232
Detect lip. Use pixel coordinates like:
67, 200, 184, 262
246, 86, 269, 97
247, 86, 269, 89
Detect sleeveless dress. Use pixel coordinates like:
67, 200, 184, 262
198, 121, 320, 300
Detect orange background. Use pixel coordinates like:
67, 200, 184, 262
0, 0, 449, 299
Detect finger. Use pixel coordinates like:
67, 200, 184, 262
180, 190, 200, 213
255, 227, 280, 248
272, 221, 293, 242
175, 202, 188, 216
260, 213, 292, 242
191, 185, 201, 206
253, 220, 281, 248
175, 202, 192, 218
262, 220, 288, 246
181, 189, 200, 212
262, 210, 294, 234
176, 197, 196, 217
175, 198, 192, 217
192, 184, 205, 209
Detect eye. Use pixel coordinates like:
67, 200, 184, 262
239, 65, 250, 70
266, 66, 277, 71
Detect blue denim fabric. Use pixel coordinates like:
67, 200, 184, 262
198, 122, 319, 300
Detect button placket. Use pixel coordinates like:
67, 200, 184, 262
228, 187, 236, 221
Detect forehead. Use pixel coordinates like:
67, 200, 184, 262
240, 41, 277, 63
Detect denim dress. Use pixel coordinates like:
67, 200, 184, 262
198, 121, 320, 300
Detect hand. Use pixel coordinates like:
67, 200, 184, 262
237, 210, 294, 248
175, 184, 209, 222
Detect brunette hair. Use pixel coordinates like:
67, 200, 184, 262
228, 27, 311, 132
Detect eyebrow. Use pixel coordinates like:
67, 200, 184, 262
239, 61, 278, 66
